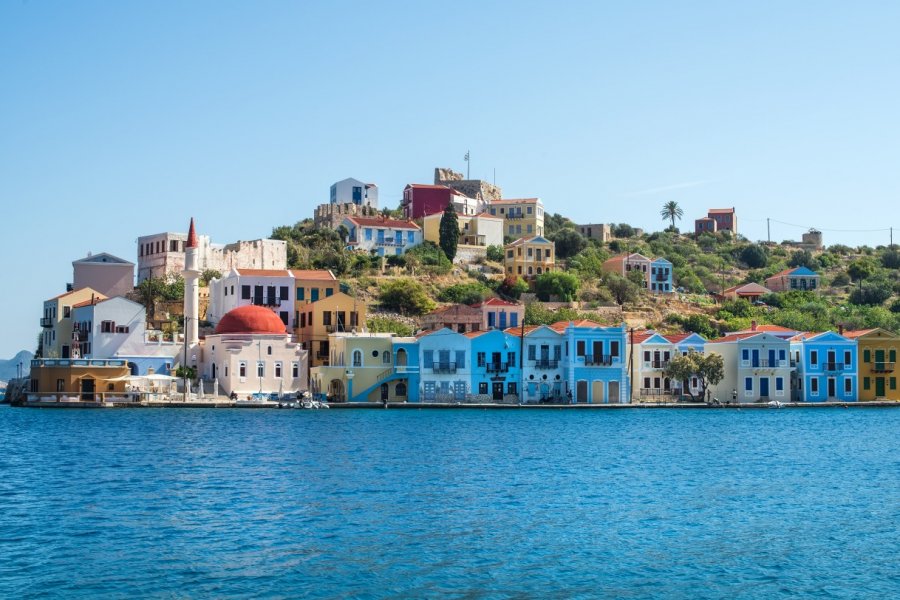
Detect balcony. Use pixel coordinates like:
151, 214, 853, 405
640, 388, 673, 396
485, 362, 508, 373
648, 360, 669, 369
822, 362, 845, 372
73, 330, 89, 342
873, 362, 895, 373
376, 238, 405, 247
655, 273, 669, 282
534, 359, 559, 369
430, 362, 457, 374
40, 317, 53, 328
584, 354, 614, 366
505, 212, 526, 220
745, 359, 787, 368
251, 296, 283, 307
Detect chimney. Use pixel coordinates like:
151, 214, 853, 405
751, 320, 758, 331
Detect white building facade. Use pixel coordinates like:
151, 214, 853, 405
330, 177, 378, 209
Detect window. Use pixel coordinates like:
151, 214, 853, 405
311, 288, 319, 302
300, 313, 307, 328
891, 378, 897, 391
744, 377, 753, 391
365, 228, 372, 241
280, 286, 289, 300
643, 377, 650, 389
267, 346, 272, 356
741, 349, 749, 363
56, 379, 65, 392
844, 379, 852, 394
352, 350, 362, 367
456, 350, 465, 366
292, 362, 299, 378
297, 287, 305, 301
528, 345, 536, 361
274, 362, 283, 378
477, 352, 486, 367
383, 351, 391, 364
611, 341, 620, 357
239, 362, 247, 378
478, 382, 488, 394
844, 350, 851, 367
776, 377, 784, 391
864, 377, 870, 390
811, 378, 819, 394
101, 321, 115, 333
257, 362, 265, 377
863, 349, 871, 363
810, 351, 818, 366
63, 306, 71, 318
508, 351, 516, 366
279, 311, 288, 325
326, 288, 334, 297
323, 312, 332, 326
577, 340, 586, 357
242, 285, 251, 300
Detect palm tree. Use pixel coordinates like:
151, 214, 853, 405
660, 201, 684, 230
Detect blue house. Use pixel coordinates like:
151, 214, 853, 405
467, 329, 521, 402
520, 325, 566, 403
790, 331, 857, 402
559, 320, 629, 403
418, 328, 472, 401
650, 258, 674, 293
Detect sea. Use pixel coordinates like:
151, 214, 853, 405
1, 405, 898, 599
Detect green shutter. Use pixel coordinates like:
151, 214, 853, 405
863, 349, 871, 363
863, 377, 870, 390
891, 349, 897, 363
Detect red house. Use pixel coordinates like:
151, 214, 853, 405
402, 184, 456, 220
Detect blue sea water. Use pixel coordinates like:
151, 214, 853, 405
0, 406, 898, 599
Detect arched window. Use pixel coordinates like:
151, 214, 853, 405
383, 351, 392, 364
396, 382, 407, 396
352, 350, 362, 367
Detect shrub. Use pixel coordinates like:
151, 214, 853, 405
366, 316, 414, 337
438, 282, 492, 305
486, 245, 505, 262
739, 244, 768, 269
535, 272, 580, 302
378, 279, 436, 315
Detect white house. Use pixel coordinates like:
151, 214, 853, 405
330, 178, 378, 209
207, 268, 295, 331
343, 216, 423, 257
520, 325, 566, 403
707, 332, 793, 403
71, 296, 147, 359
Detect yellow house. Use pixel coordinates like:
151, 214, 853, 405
487, 198, 545, 239
310, 332, 414, 402
28, 357, 129, 402
504, 236, 556, 281
296, 292, 367, 367
844, 328, 900, 401
40, 288, 107, 359
291, 269, 339, 305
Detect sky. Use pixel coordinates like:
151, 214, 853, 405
2, 0, 900, 358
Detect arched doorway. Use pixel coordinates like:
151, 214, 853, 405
328, 379, 345, 402
396, 348, 407, 367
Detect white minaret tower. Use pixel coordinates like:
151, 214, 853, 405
183, 217, 200, 349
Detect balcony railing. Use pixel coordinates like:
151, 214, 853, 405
639, 388, 673, 396
315, 352, 330, 360
745, 359, 787, 368
584, 354, 614, 366
873, 362, 895, 373
40, 317, 53, 328
485, 362, 508, 373
73, 331, 89, 342
655, 273, 669, 282
430, 361, 457, 374
376, 238, 405, 247
822, 362, 845, 372
648, 360, 669, 369
505, 213, 526, 220
251, 296, 283, 307
534, 359, 559, 369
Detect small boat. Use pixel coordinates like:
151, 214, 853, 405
767, 400, 785, 409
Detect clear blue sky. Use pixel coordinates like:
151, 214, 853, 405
2, 1, 900, 358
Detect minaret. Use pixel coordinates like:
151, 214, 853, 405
183, 217, 200, 350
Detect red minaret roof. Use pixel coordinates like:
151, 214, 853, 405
186, 218, 198, 248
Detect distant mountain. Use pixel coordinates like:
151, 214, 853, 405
0, 351, 33, 381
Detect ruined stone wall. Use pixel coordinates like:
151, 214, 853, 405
434, 168, 502, 202
313, 202, 377, 229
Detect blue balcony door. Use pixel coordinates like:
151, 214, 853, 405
751, 350, 760, 368
768, 349, 776, 366
499, 312, 507, 329
760, 377, 769, 397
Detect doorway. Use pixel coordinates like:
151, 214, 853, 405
492, 382, 504, 401
81, 377, 95, 401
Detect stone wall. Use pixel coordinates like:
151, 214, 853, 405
434, 168, 502, 202
313, 202, 378, 229
454, 245, 487, 265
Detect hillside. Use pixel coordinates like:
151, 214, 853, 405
0, 350, 33, 380
267, 216, 900, 337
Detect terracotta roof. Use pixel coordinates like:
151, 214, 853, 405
46, 288, 105, 302
504, 325, 543, 336
186, 218, 198, 248
289, 269, 336, 281
708, 332, 762, 343
472, 298, 521, 308
473, 212, 504, 220
464, 330, 490, 338
344, 216, 421, 230
751, 324, 796, 333
490, 198, 540, 205
708, 208, 735, 214
842, 329, 877, 339
549, 319, 605, 332
766, 268, 795, 280
234, 269, 291, 277
630, 330, 658, 344
724, 282, 770, 294
72, 297, 107, 309
406, 183, 453, 191
665, 333, 705, 343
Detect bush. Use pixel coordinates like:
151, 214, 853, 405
831, 272, 851, 287
849, 281, 892, 306
378, 279, 436, 315
366, 316, 414, 337
498, 276, 529, 300
535, 271, 580, 302
404, 242, 452, 275
438, 282, 492, 305
739, 244, 768, 269
551, 229, 587, 259
847, 258, 877, 282
788, 250, 819, 270
881, 249, 900, 269
604, 273, 640, 306
486, 245, 505, 262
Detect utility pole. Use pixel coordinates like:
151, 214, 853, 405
891, 227, 894, 249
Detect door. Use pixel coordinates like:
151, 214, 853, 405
592, 341, 604, 364
81, 377, 95, 401
752, 350, 760, 368
876, 377, 885, 397
768, 349, 776, 367
875, 349, 885, 370
759, 377, 769, 398
576, 380, 588, 403
827, 351, 836, 369
827, 378, 836, 398
592, 381, 605, 404
380, 383, 389, 402
492, 382, 504, 401
62, 345, 70, 358
608, 381, 619, 403
499, 312, 507, 329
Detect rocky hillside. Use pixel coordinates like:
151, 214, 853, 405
0, 350, 32, 381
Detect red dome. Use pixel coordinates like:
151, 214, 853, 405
215, 305, 287, 335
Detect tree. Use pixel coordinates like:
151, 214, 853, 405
847, 258, 877, 282
498, 276, 529, 300
378, 279, 436, 316
534, 271, 580, 301
438, 282, 492, 305
664, 351, 724, 402
788, 249, 819, 270
605, 274, 639, 306
660, 201, 684, 230
486, 245, 505, 262
135, 277, 167, 320
612, 223, 636, 238
438, 202, 459, 262
849, 280, 892, 306
551, 229, 587, 259
882, 249, 900, 269
200, 269, 222, 287
739, 244, 768, 269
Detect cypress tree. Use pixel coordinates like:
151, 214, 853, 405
439, 202, 459, 262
